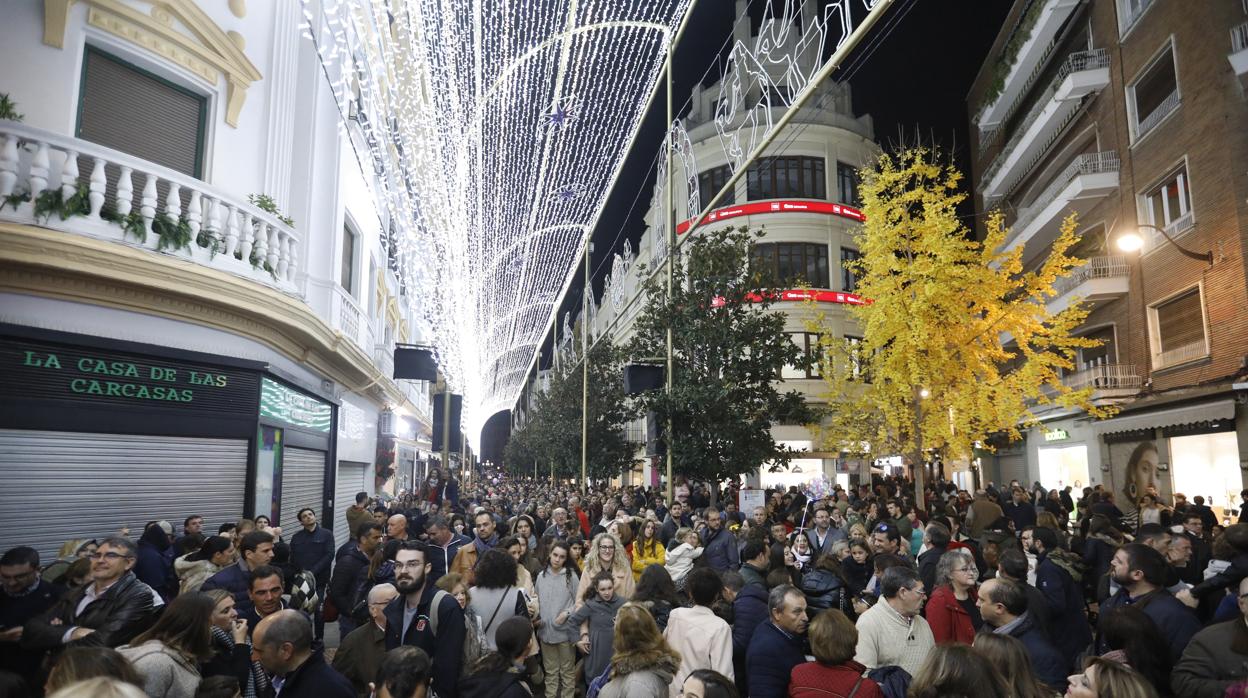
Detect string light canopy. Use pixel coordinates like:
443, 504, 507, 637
301, 0, 693, 436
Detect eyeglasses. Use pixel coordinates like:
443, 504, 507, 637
903, 586, 927, 597
599, 546, 615, 551
88, 552, 133, 561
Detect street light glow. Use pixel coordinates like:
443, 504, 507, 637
1116, 231, 1145, 252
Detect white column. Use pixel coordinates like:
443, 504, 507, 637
88, 157, 107, 218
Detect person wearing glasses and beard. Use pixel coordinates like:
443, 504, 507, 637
383, 542, 466, 698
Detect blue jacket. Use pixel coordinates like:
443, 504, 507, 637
1002, 501, 1037, 532
746, 621, 806, 698
1096, 587, 1201, 662
290, 525, 336, 586
274, 648, 354, 698
701, 527, 739, 573
384, 584, 466, 698
134, 541, 175, 599
201, 562, 253, 614
428, 533, 472, 587
998, 612, 1067, 690
731, 583, 769, 655
1033, 553, 1091, 665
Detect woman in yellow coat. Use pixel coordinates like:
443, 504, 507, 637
631, 518, 667, 581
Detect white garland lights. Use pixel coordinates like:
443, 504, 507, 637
301, 0, 692, 437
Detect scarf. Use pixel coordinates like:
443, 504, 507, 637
474, 534, 499, 558
792, 548, 811, 567
212, 625, 269, 698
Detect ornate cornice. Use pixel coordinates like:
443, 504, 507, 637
0, 223, 414, 411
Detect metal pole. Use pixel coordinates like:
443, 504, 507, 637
441, 386, 450, 475
913, 387, 925, 511
581, 235, 590, 494
664, 33, 674, 504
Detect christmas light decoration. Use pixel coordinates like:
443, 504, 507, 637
301, 0, 693, 436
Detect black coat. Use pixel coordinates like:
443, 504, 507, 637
328, 544, 370, 613
800, 568, 847, 613
275, 648, 354, 698
998, 612, 1068, 690
290, 525, 336, 586
917, 545, 946, 595
459, 668, 531, 698
0, 578, 64, 682
384, 585, 466, 698
22, 572, 158, 651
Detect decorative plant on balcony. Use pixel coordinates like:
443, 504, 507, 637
0, 190, 30, 212
152, 213, 193, 252
976, 0, 1048, 121
32, 185, 90, 223
247, 193, 294, 228
0, 93, 23, 122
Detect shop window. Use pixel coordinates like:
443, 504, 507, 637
1038, 444, 1090, 492
77, 46, 207, 178
747, 156, 826, 200
698, 165, 735, 211
1148, 286, 1208, 369
1170, 431, 1241, 518
1141, 165, 1193, 243
751, 243, 830, 288
340, 225, 358, 295
841, 247, 862, 293
837, 162, 860, 207
1128, 44, 1179, 140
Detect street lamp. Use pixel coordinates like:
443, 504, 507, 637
1115, 223, 1213, 264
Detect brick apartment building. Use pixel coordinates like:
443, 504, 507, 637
966, 0, 1248, 521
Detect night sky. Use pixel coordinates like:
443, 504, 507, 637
479, 0, 1014, 464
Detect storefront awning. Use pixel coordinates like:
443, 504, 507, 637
1092, 398, 1236, 436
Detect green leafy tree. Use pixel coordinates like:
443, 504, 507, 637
630, 226, 814, 487
503, 338, 638, 483
807, 147, 1111, 503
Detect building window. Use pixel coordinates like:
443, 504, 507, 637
751, 243, 830, 288
1116, 0, 1157, 35
837, 162, 860, 207
1141, 165, 1193, 245
1077, 326, 1117, 370
698, 165, 735, 211
747, 156, 826, 200
1149, 286, 1208, 369
1128, 44, 1179, 140
841, 247, 863, 293
340, 225, 357, 295
782, 332, 823, 379
77, 46, 207, 178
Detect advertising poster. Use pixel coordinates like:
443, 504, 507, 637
1106, 432, 1169, 518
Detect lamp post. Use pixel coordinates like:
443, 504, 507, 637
1114, 223, 1213, 264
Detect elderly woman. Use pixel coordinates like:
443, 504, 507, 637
789, 609, 885, 697
924, 548, 981, 645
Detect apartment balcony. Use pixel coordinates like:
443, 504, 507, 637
1048, 256, 1129, 315
981, 49, 1111, 202
331, 286, 375, 357
1004, 151, 1120, 260
1230, 23, 1248, 88
1062, 363, 1141, 401
975, 0, 1083, 131
0, 122, 301, 295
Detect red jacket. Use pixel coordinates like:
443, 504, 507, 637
574, 507, 590, 538
789, 660, 884, 698
924, 584, 978, 645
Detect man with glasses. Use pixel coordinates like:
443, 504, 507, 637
23, 537, 159, 652
384, 542, 466, 698
333, 582, 398, 696
1173, 576, 1248, 697
853, 565, 933, 678
449, 510, 498, 586
1, 546, 65, 684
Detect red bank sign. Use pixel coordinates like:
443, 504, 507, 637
711, 289, 870, 308
676, 199, 865, 235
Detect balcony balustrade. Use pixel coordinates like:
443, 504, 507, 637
1004, 151, 1120, 260
975, 0, 1083, 131
1062, 363, 1141, 394
0, 123, 301, 295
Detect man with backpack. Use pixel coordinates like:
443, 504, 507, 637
384, 541, 467, 698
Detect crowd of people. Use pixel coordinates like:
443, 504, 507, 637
2, 465, 1247, 698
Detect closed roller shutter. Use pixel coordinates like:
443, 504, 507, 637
0, 429, 246, 562
996, 452, 1027, 489
334, 461, 369, 548
279, 447, 325, 531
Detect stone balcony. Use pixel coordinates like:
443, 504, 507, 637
1062, 363, 1141, 402
1048, 256, 1130, 315
0, 122, 301, 295
1003, 151, 1120, 263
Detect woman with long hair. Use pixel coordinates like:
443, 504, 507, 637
631, 519, 666, 582
469, 549, 531, 652
630, 564, 681, 632
512, 515, 540, 557
45, 648, 141, 695
908, 644, 1010, 698
1067, 656, 1160, 698
925, 548, 981, 644
801, 552, 850, 614
117, 592, 215, 697
1098, 605, 1173, 697
972, 633, 1055, 698
200, 589, 269, 698
459, 616, 536, 698
501, 536, 538, 603
574, 534, 634, 607
534, 541, 580, 698
175, 536, 235, 595
596, 603, 681, 698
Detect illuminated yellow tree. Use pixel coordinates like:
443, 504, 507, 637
808, 147, 1112, 504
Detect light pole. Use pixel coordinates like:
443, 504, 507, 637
1114, 223, 1213, 264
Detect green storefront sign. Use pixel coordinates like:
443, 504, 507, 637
259, 377, 331, 432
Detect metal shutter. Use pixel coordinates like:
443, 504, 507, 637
0, 429, 246, 563
78, 48, 205, 178
334, 461, 369, 548
995, 452, 1028, 489
279, 447, 325, 531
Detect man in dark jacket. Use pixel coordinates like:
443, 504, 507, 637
22, 537, 158, 653
659, 501, 692, 549
1029, 527, 1091, 667
738, 540, 769, 589
329, 522, 383, 639
202, 530, 276, 614
384, 542, 465, 698
134, 521, 176, 601
746, 584, 809, 698
729, 573, 768, 696
1172, 576, 1248, 698
1097, 543, 1200, 662
291, 508, 336, 641
917, 522, 950, 594
996, 548, 1050, 639
422, 515, 470, 587
1002, 489, 1038, 533
253, 610, 353, 698
978, 577, 1066, 690
701, 509, 739, 573
1, 546, 65, 686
